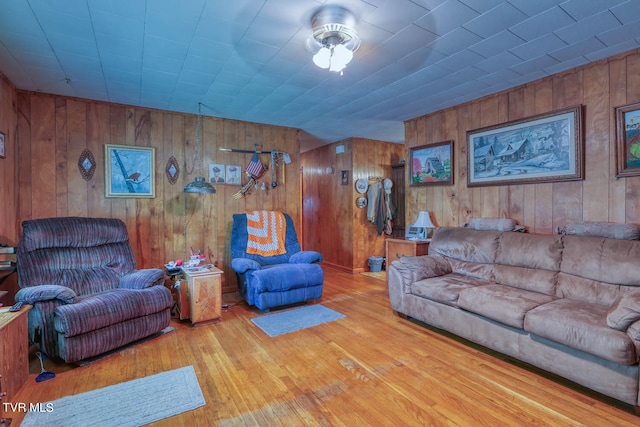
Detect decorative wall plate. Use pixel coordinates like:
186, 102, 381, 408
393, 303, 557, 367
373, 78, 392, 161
78, 148, 96, 181
165, 156, 180, 185
355, 178, 368, 193
356, 196, 367, 208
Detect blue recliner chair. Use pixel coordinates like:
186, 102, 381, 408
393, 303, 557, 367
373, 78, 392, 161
230, 211, 324, 311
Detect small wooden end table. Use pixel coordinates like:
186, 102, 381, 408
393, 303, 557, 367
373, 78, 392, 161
0, 305, 31, 402
180, 266, 223, 326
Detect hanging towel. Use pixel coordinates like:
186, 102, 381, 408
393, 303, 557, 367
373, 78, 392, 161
246, 211, 287, 256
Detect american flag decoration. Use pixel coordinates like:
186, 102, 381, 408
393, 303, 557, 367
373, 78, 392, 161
245, 152, 266, 178
234, 151, 267, 199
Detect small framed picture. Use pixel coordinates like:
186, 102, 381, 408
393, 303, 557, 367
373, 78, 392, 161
0, 131, 5, 159
341, 170, 349, 185
209, 163, 225, 183
104, 144, 155, 198
615, 101, 640, 177
226, 165, 242, 185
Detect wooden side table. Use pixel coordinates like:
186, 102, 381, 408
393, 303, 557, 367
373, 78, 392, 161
0, 306, 31, 402
181, 266, 223, 326
385, 238, 430, 266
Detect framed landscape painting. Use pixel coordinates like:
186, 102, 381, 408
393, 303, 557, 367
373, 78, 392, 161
467, 105, 584, 187
104, 144, 155, 198
409, 140, 453, 186
615, 101, 640, 177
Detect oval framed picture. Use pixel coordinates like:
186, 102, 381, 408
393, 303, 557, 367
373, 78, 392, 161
356, 196, 367, 209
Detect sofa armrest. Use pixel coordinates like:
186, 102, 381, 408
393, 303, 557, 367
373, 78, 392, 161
118, 268, 165, 290
231, 258, 261, 273
626, 319, 640, 363
11, 284, 77, 311
392, 254, 452, 287
289, 251, 323, 264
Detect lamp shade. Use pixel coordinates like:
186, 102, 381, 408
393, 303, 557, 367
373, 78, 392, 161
413, 211, 435, 228
184, 176, 216, 194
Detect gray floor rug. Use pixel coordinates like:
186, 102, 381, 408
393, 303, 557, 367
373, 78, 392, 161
251, 304, 346, 337
21, 365, 205, 427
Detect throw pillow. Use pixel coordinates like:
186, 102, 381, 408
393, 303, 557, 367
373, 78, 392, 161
607, 293, 640, 330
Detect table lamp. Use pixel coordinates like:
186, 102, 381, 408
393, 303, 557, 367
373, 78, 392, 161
412, 211, 436, 240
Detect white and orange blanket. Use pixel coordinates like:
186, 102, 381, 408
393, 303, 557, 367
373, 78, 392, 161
246, 211, 287, 256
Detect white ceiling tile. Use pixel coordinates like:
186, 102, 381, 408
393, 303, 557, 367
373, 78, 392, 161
510, 54, 558, 76
463, 2, 527, 38
469, 30, 524, 58
510, 33, 567, 61
554, 11, 620, 45
509, 7, 574, 42
610, 1, 640, 25
415, 0, 479, 36
560, 0, 628, 21
548, 37, 607, 62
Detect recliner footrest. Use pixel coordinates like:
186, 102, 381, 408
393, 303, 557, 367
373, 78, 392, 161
248, 264, 324, 293
53, 287, 173, 337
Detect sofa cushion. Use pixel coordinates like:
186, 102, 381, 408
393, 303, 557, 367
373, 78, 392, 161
395, 254, 452, 283
447, 259, 495, 282
496, 232, 563, 271
607, 294, 640, 331
53, 287, 173, 337
430, 227, 500, 264
525, 299, 637, 365
458, 284, 555, 329
411, 273, 492, 307
561, 235, 640, 287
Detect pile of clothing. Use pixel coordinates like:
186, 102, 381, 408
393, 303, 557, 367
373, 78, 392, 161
367, 178, 395, 235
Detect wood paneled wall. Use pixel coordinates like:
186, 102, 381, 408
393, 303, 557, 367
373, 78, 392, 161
14, 91, 301, 293
0, 75, 19, 305
406, 49, 640, 234
302, 137, 404, 272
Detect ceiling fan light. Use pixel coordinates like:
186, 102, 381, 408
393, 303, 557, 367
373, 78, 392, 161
313, 47, 331, 68
308, 5, 360, 74
331, 44, 352, 67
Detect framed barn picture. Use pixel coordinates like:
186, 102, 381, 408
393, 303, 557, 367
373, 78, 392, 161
409, 140, 453, 186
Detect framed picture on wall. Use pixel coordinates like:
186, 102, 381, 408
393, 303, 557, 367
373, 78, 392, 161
0, 131, 5, 159
209, 163, 225, 183
615, 101, 640, 177
226, 165, 242, 185
467, 105, 584, 187
104, 144, 155, 198
409, 140, 453, 186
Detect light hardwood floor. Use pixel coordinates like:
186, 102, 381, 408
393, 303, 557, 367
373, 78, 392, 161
6, 267, 640, 426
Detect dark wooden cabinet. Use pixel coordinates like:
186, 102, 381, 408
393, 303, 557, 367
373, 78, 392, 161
391, 163, 405, 238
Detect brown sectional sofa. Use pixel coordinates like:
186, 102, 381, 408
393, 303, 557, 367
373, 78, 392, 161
388, 226, 640, 408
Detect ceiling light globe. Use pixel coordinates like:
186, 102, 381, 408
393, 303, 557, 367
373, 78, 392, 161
331, 44, 353, 68
313, 47, 331, 68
